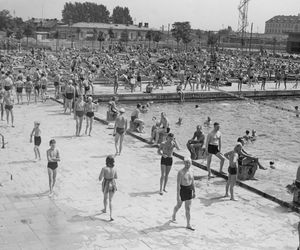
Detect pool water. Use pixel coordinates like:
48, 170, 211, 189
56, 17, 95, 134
97, 98, 300, 202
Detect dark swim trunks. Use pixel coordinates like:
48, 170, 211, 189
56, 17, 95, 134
66, 93, 73, 100
34, 136, 41, 146
180, 184, 193, 201
4, 86, 11, 91
47, 162, 58, 170
116, 127, 125, 135
228, 166, 237, 175
161, 156, 173, 166
76, 110, 84, 118
16, 87, 23, 93
41, 85, 46, 90
208, 144, 219, 155
86, 111, 94, 118
4, 105, 13, 111
54, 82, 59, 87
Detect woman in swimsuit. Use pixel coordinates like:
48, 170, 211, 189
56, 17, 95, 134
99, 155, 118, 221
3, 91, 14, 127
30, 121, 41, 161
15, 76, 24, 104
46, 139, 60, 197
25, 76, 33, 105
74, 95, 85, 136
84, 96, 97, 136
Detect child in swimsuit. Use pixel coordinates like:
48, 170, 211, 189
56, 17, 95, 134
46, 139, 60, 197
30, 121, 41, 161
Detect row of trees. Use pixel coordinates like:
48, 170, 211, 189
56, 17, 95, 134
62, 2, 133, 25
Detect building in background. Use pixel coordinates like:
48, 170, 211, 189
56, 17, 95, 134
287, 32, 300, 54
56, 22, 151, 41
265, 14, 300, 35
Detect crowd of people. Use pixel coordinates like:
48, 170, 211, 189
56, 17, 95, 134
0, 45, 299, 233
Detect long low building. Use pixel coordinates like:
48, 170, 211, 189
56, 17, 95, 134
57, 22, 152, 41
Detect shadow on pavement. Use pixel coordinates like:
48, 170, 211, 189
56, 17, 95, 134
69, 213, 112, 223
141, 220, 185, 233
198, 196, 227, 207
8, 160, 36, 165
53, 135, 74, 139
12, 190, 49, 198
129, 191, 159, 197
90, 155, 109, 159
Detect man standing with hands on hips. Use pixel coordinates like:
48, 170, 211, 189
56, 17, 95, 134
205, 122, 225, 178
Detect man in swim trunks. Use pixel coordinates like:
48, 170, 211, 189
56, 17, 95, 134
224, 143, 240, 201
30, 121, 41, 161
84, 96, 97, 136
46, 139, 60, 197
3, 91, 14, 127
74, 95, 85, 136
171, 157, 196, 231
205, 122, 225, 178
157, 133, 180, 195
3, 72, 13, 93
64, 80, 75, 114
113, 108, 127, 155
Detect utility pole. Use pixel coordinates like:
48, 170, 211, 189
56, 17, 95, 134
249, 22, 253, 55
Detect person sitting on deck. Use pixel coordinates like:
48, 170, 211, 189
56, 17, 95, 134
151, 112, 170, 145
130, 103, 145, 133
108, 97, 119, 116
145, 82, 153, 93
186, 125, 205, 160
225, 137, 267, 171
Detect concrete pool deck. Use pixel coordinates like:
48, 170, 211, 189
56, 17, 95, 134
0, 100, 299, 249
91, 81, 300, 103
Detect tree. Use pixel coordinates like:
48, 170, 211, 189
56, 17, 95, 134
111, 6, 133, 24
153, 31, 163, 47
195, 29, 202, 44
0, 10, 12, 31
97, 30, 105, 50
207, 31, 218, 47
23, 23, 34, 47
145, 30, 153, 48
171, 22, 192, 50
272, 37, 277, 55
15, 29, 23, 40
120, 30, 129, 45
62, 2, 110, 23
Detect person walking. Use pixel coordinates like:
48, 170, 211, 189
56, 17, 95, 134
171, 157, 196, 231
99, 155, 118, 221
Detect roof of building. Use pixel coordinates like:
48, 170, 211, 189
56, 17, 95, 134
58, 22, 152, 31
266, 14, 300, 23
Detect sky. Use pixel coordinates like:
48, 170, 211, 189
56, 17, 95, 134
1, 0, 300, 32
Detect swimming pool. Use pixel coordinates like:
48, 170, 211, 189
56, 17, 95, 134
97, 98, 300, 201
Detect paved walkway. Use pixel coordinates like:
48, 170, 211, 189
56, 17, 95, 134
0, 101, 299, 250
92, 81, 299, 95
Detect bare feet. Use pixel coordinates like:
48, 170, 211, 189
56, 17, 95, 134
159, 191, 163, 195
163, 189, 168, 193
224, 194, 229, 197
230, 197, 238, 201
109, 218, 114, 221
186, 225, 195, 231
101, 209, 106, 213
